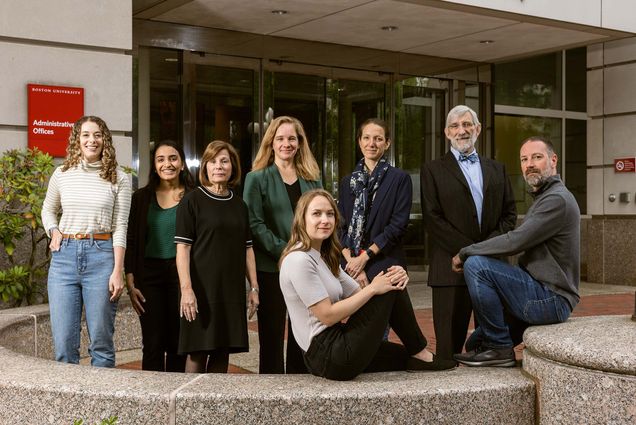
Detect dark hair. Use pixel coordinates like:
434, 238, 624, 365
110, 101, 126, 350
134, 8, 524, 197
199, 140, 242, 188
356, 118, 390, 141
146, 139, 195, 192
521, 136, 555, 156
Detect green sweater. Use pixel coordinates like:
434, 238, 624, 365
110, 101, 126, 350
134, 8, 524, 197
243, 164, 321, 272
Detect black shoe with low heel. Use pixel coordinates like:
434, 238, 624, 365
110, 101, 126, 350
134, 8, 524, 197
406, 354, 457, 372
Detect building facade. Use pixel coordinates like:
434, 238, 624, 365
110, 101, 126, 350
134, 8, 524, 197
1, 0, 635, 284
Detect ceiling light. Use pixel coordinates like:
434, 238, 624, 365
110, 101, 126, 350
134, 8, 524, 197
164, 58, 178, 62
271, 10, 288, 15
480, 40, 494, 44
381, 26, 398, 31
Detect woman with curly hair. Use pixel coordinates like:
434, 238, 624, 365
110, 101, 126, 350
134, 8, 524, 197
243, 116, 321, 374
42, 115, 132, 367
279, 190, 455, 381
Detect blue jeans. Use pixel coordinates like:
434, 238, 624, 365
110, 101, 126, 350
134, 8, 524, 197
47, 237, 118, 367
463, 255, 571, 348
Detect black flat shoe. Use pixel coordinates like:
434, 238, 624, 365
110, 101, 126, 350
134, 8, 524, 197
453, 346, 516, 367
406, 354, 457, 372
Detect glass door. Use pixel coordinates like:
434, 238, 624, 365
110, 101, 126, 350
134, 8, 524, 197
183, 53, 260, 187
395, 76, 447, 268
262, 71, 326, 182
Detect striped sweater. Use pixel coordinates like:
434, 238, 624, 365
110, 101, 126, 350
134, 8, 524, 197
42, 161, 132, 247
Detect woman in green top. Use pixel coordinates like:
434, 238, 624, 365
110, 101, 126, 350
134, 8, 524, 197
243, 116, 322, 373
125, 140, 195, 371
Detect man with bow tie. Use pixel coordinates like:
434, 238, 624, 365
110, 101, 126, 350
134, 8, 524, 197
420, 105, 517, 363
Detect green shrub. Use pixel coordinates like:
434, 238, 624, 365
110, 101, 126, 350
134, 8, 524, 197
0, 148, 54, 306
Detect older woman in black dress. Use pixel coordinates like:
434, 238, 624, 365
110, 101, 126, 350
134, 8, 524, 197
175, 140, 259, 373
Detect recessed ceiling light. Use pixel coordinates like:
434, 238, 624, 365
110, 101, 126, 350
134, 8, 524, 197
381, 26, 398, 31
480, 40, 494, 44
271, 10, 288, 15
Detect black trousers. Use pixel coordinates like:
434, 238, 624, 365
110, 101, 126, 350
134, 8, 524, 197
257, 271, 307, 374
431, 286, 473, 360
303, 288, 427, 381
139, 259, 186, 372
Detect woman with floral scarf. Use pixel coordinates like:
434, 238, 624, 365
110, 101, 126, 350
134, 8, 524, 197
338, 118, 412, 296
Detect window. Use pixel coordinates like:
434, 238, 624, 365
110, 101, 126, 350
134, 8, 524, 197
495, 49, 587, 214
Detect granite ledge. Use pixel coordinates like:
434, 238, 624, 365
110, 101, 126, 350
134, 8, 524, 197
0, 304, 537, 424
523, 315, 636, 375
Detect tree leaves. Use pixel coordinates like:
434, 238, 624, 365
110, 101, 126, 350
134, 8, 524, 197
0, 148, 54, 306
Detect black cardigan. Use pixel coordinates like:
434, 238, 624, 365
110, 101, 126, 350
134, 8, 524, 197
124, 186, 155, 286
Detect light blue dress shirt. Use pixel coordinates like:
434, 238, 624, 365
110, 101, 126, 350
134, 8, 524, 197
451, 147, 483, 227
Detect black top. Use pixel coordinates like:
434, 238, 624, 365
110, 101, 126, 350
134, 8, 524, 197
285, 179, 302, 213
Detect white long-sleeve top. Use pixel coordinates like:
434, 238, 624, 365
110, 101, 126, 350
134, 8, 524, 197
41, 161, 132, 248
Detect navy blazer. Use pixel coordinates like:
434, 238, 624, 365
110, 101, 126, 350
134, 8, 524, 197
420, 151, 517, 287
338, 166, 412, 280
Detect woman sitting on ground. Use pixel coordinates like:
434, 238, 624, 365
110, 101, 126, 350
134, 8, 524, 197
279, 189, 456, 381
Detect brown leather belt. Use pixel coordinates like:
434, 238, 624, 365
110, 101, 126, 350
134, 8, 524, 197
62, 233, 111, 240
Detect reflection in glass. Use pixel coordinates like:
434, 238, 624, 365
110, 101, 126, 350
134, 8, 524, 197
565, 119, 587, 213
395, 78, 445, 215
265, 72, 326, 186
194, 65, 256, 185
149, 48, 181, 145
395, 77, 446, 268
494, 114, 562, 213
495, 53, 562, 110
566, 48, 587, 112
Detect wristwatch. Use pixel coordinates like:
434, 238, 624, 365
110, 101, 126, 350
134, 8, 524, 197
365, 248, 375, 259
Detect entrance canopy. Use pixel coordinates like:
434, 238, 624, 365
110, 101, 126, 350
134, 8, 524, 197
134, 0, 633, 75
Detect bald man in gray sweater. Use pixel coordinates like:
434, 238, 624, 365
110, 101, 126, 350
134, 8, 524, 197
451, 136, 580, 367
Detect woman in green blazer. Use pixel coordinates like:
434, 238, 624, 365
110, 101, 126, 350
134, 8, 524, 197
243, 116, 321, 374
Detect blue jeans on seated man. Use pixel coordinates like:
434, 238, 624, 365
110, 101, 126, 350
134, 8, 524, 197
47, 238, 118, 367
463, 255, 572, 349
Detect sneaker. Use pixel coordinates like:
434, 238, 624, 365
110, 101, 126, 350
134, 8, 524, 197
453, 346, 516, 367
464, 327, 483, 352
406, 354, 457, 372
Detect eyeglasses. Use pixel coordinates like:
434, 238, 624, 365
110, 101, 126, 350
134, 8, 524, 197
448, 122, 475, 131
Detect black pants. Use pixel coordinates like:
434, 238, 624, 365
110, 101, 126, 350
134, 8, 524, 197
257, 271, 307, 374
303, 288, 427, 381
432, 286, 473, 360
139, 259, 186, 372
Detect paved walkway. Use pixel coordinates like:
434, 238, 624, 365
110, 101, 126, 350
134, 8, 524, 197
117, 276, 635, 373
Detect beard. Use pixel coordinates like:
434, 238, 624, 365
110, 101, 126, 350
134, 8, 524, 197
450, 133, 477, 154
524, 167, 552, 188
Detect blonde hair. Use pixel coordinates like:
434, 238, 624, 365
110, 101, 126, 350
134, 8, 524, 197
252, 116, 320, 181
280, 189, 341, 276
62, 115, 118, 183
199, 140, 242, 188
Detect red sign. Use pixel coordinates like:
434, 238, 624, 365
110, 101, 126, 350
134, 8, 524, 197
28, 84, 84, 157
614, 157, 636, 173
